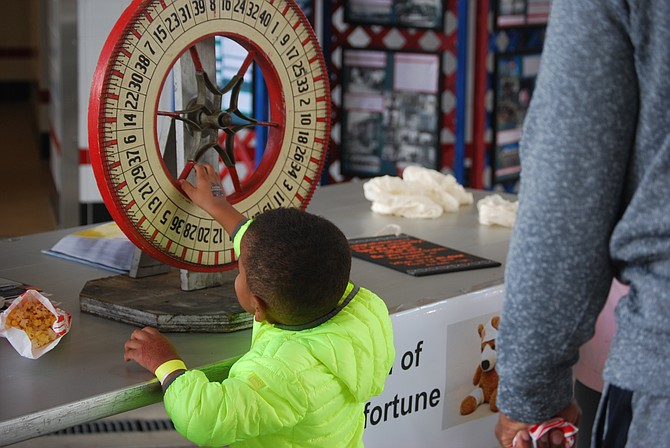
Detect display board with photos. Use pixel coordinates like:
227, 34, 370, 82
345, 0, 444, 30
493, 52, 541, 183
341, 48, 441, 177
495, 0, 552, 28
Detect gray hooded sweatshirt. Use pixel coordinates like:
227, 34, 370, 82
497, 0, 670, 425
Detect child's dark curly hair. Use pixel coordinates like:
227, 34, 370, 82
241, 208, 352, 325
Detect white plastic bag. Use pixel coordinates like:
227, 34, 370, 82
362, 166, 473, 219
476, 194, 518, 228
0, 290, 71, 359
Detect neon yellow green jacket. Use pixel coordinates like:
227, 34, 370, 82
164, 282, 395, 447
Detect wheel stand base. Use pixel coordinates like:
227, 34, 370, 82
79, 270, 252, 332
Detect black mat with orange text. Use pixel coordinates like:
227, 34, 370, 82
349, 234, 501, 277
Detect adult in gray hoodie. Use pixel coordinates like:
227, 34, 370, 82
494, 0, 670, 447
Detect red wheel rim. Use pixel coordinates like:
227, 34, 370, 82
89, 0, 331, 272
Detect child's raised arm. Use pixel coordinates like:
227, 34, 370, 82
179, 163, 246, 236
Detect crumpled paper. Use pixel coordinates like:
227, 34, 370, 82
476, 194, 518, 228
0, 290, 71, 359
363, 166, 473, 219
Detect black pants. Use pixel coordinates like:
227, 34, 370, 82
574, 380, 601, 448
594, 384, 633, 448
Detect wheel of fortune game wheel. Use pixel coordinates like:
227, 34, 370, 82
88, 0, 331, 273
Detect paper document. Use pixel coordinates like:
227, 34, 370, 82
43, 222, 136, 273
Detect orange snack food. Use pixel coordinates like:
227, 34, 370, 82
6, 294, 59, 349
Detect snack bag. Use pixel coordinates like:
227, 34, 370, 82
528, 418, 578, 448
0, 289, 71, 359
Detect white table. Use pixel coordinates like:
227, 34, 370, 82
0, 181, 513, 446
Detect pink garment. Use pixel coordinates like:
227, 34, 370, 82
574, 279, 629, 392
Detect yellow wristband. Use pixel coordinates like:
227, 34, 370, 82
154, 359, 187, 384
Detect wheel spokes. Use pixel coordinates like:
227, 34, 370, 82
159, 42, 269, 196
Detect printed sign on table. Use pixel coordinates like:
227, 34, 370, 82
363, 285, 505, 447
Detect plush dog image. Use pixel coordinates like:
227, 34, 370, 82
460, 315, 500, 415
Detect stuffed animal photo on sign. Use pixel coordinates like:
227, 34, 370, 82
441, 313, 501, 432
459, 315, 499, 416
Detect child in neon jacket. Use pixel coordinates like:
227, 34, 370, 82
124, 163, 395, 447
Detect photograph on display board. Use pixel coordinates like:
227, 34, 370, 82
345, 111, 384, 174
442, 313, 501, 430
493, 52, 541, 184
495, 142, 522, 182
345, 0, 444, 30
495, 0, 552, 28
341, 49, 441, 177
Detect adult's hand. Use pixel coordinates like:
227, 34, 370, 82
495, 400, 581, 448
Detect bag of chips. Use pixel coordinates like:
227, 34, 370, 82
0, 289, 71, 359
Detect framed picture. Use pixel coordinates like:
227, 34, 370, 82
495, 0, 552, 28
341, 48, 441, 177
492, 52, 542, 183
345, 0, 444, 30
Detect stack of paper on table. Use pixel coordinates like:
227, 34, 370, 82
44, 222, 136, 273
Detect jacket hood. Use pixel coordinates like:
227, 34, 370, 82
255, 283, 395, 402
299, 283, 395, 401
